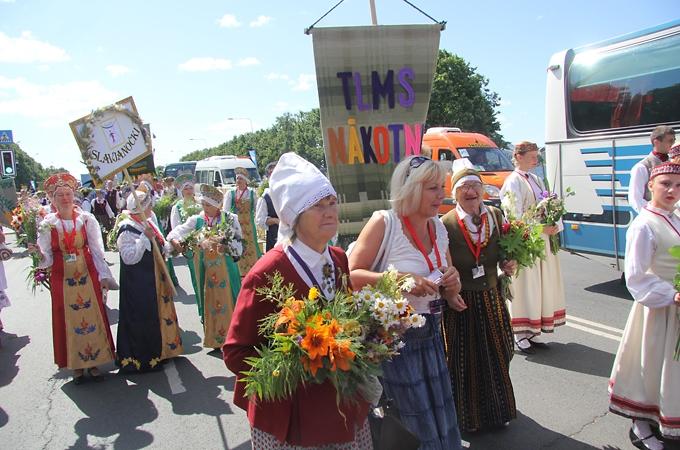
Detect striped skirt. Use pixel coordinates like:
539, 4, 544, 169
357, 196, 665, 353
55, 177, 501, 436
442, 288, 517, 432
381, 314, 462, 450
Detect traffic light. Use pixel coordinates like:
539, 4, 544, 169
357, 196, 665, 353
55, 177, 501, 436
1, 150, 16, 177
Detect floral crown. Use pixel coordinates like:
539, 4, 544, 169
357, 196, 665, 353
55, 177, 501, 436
44, 173, 78, 194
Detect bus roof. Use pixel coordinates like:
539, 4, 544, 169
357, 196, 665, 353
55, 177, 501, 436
573, 19, 680, 54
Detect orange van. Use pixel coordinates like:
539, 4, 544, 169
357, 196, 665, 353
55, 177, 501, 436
422, 127, 514, 215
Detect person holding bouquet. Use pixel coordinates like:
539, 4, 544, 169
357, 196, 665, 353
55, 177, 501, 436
609, 162, 680, 449
168, 184, 242, 349
115, 188, 183, 372
499, 141, 566, 353
349, 155, 464, 450
169, 174, 199, 230
223, 153, 372, 448
33, 173, 116, 384
223, 167, 262, 276
441, 160, 517, 432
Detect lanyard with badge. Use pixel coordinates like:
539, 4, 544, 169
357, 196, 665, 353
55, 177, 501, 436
457, 213, 489, 279
288, 246, 335, 297
58, 212, 78, 263
402, 216, 446, 314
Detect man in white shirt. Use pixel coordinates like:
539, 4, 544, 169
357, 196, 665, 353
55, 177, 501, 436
627, 125, 676, 213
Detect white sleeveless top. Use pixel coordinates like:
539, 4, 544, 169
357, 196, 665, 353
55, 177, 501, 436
381, 210, 449, 314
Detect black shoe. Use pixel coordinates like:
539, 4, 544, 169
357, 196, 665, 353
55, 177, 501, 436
73, 374, 85, 385
629, 426, 660, 450
528, 335, 549, 349
88, 368, 106, 382
515, 338, 535, 354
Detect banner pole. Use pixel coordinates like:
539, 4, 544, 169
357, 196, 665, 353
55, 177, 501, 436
369, 0, 378, 25
123, 168, 177, 296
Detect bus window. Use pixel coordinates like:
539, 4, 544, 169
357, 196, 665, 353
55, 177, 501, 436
569, 31, 680, 132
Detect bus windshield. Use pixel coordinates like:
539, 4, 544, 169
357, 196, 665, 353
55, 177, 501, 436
220, 168, 261, 185
569, 31, 680, 132
457, 147, 513, 172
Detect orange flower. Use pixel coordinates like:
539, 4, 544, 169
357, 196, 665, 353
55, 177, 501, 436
300, 325, 331, 360
327, 319, 342, 337
290, 300, 305, 314
329, 340, 355, 372
275, 307, 300, 335
301, 355, 324, 376
306, 313, 323, 328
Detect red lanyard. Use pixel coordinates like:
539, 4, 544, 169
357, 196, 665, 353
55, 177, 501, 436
457, 213, 488, 263
131, 216, 165, 244
235, 188, 247, 204
644, 207, 680, 238
58, 212, 78, 255
402, 216, 442, 272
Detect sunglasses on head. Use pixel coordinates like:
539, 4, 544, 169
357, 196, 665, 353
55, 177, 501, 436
406, 156, 431, 178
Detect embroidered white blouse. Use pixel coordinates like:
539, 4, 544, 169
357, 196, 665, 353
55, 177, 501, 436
283, 239, 337, 299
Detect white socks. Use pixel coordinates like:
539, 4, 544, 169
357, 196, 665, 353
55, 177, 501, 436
633, 420, 664, 450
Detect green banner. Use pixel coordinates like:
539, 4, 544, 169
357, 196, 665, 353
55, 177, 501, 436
310, 25, 441, 237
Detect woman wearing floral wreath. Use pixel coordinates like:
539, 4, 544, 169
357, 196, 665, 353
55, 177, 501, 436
223, 153, 372, 449
168, 184, 242, 349
441, 160, 517, 432
499, 141, 566, 353
169, 174, 199, 230
32, 173, 116, 384
223, 167, 262, 276
349, 155, 464, 450
115, 188, 183, 372
609, 162, 680, 450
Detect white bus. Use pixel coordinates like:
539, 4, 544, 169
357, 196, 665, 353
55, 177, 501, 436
545, 20, 680, 270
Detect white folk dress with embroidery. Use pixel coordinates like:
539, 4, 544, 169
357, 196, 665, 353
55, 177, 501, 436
116, 213, 172, 265
608, 206, 680, 438
499, 169, 566, 334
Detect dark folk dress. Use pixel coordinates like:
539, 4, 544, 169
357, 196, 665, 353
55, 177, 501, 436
441, 207, 516, 432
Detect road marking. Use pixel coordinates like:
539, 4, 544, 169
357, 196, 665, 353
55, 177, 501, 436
566, 322, 622, 342
164, 360, 186, 394
567, 314, 624, 334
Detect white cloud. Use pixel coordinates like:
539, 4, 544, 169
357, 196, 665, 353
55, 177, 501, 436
206, 117, 254, 134
0, 75, 119, 123
249, 15, 272, 27
178, 57, 232, 72
37, 65, 50, 72
0, 31, 69, 64
106, 64, 132, 77
218, 14, 241, 28
290, 73, 316, 91
273, 101, 289, 112
266, 72, 289, 81
237, 57, 260, 67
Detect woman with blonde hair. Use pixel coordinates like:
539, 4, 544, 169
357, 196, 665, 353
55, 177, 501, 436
349, 155, 464, 450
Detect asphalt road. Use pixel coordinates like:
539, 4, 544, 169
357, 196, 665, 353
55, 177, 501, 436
0, 231, 678, 450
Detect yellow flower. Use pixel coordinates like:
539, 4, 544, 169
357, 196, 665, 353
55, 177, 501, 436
272, 369, 280, 377
308, 287, 320, 301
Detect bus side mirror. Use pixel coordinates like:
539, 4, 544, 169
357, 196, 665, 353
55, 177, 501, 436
213, 180, 220, 187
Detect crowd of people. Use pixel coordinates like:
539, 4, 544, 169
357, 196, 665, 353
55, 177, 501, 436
0, 126, 678, 449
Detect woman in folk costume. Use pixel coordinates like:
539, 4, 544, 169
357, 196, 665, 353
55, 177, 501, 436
223, 152, 372, 449
349, 155, 464, 450
33, 173, 116, 384
168, 184, 242, 349
0, 227, 11, 348
170, 174, 199, 230
609, 162, 680, 450
441, 160, 517, 432
115, 189, 183, 372
223, 167, 262, 276
499, 141, 566, 353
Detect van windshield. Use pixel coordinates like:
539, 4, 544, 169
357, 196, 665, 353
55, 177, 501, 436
221, 168, 261, 185
164, 163, 196, 178
457, 147, 513, 172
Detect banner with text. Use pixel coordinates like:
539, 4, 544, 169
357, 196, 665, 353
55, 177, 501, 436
310, 24, 441, 237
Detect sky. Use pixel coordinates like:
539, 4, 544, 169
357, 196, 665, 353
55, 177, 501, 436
1, 0, 678, 177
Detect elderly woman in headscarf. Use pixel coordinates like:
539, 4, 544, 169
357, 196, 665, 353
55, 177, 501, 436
222, 153, 372, 449
223, 167, 262, 276
115, 188, 183, 372
441, 160, 517, 432
168, 184, 242, 349
499, 141, 566, 353
32, 173, 116, 384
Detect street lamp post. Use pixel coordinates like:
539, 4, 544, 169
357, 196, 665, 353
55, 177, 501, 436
227, 117, 254, 133
189, 138, 207, 147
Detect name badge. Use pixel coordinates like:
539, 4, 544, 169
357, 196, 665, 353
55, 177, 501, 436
426, 269, 443, 285
472, 265, 485, 279
65, 253, 77, 263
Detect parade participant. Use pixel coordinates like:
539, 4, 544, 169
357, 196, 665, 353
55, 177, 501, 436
79, 188, 93, 213
115, 189, 183, 372
499, 141, 566, 353
104, 180, 121, 216
255, 162, 279, 252
92, 189, 114, 238
162, 177, 177, 198
0, 228, 10, 348
169, 175, 198, 230
168, 184, 242, 349
349, 155, 464, 450
628, 125, 676, 213
441, 160, 517, 432
223, 167, 262, 276
223, 152, 372, 448
609, 162, 680, 449
33, 173, 116, 384
670, 143, 680, 164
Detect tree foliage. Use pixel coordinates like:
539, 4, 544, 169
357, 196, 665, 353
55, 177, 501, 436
4, 143, 67, 189
427, 50, 507, 147
181, 109, 326, 173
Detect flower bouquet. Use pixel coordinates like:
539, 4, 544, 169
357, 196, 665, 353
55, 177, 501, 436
668, 245, 680, 360
528, 187, 575, 254
12, 201, 51, 293
180, 214, 242, 260
240, 267, 425, 404
107, 211, 130, 251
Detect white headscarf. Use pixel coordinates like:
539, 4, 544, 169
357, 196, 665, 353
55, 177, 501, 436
269, 152, 337, 243
126, 190, 152, 214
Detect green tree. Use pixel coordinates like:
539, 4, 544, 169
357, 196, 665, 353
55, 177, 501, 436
4, 143, 67, 189
427, 50, 507, 147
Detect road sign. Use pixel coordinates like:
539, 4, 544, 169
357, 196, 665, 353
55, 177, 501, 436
0, 130, 13, 144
